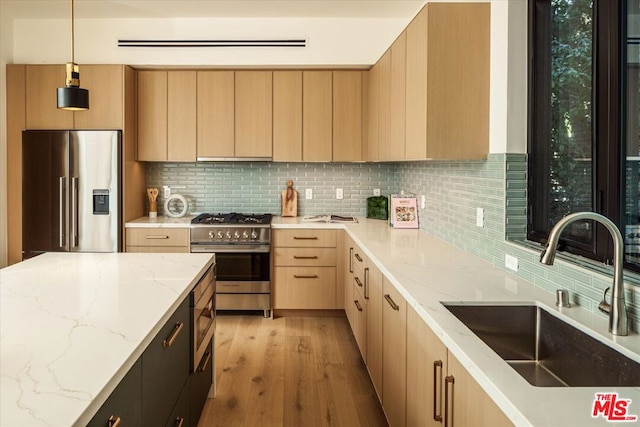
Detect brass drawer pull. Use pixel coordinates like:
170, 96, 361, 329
349, 247, 353, 273
364, 267, 370, 300
145, 235, 170, 239
354, 300, 363, 312
354, 277, 363, 287
293, 274, 319, 279
162, 322, 184, 348
293, 255, 319, 259
444, 375, 455, 427
293, 236, 318, 240
354, 253, 363, 262
108, 415, 121, 427
175, 417, 185, 427
433, 360, 443, 421
198, 350, 212, 372
384, 294, 400, 311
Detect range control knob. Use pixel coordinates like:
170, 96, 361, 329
251, 230, 259, 240
234, 231, 241, 239
217, 231, 224, 240
208, 231, 215, 239
242, 230, 250, 239
225, 231, 233, 239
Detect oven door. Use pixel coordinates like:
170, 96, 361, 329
215, 251, 270, 293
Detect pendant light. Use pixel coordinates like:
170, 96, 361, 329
56, 0, 89, 110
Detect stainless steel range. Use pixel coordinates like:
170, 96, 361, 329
190, 213, 272, 317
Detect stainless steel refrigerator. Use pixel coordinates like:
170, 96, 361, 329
22, 130, 122, 259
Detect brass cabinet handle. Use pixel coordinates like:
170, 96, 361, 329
162, 322, 184, 348
364, 267, 370, 300
59, 177, 66, 248
349, 247, 354, 273
294, 274, 319, 279
108, 415, 121, 427
355, 277, 363, 287
354, 253, 363, 262
384, 294, 400, 311
293, 255, 319, 259
433, 360, 443, 422
145, 235, 170, 239
198, 351, 212, 373
71, 177, 78, 248
354, 300, 363, 312
293, 236, 318, 240
175, 417, 185, 427
444, 375, 455, 427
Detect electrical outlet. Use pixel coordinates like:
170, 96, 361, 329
421, 195, 426, 209
336, 188, 343, 199
476, 207, 484, 228
306, 188, 313, 200
373, 188, 381, 196
505, 254, 519, 272
163, 186, 171, 198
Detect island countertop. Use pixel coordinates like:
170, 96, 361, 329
0, 252, 214, 427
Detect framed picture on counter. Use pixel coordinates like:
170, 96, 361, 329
390, 195, 419, 229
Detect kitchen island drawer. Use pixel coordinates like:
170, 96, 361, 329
273, 229, 337, 248
126, 228, 190, 248
273, 247, 336, 266
274, 266, 337, 309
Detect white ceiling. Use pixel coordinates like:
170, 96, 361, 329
0, 0, 425, 19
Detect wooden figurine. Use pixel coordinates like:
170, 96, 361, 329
281, 180, 298, 217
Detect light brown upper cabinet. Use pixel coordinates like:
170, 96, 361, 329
365, 63, 380, 161
197, 71, 235, 159
235, 71, 273, 159
389, 31, 407, 161
138, 70, 196, 161
333, 71, 363, 162
273, 71, 303, 162
25, 65, 74, 129
404, 3, 490, 160
74, 65, 124, 130
303, 71, 332, 162
377, 49, 392, 161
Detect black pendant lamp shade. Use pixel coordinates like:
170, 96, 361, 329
57, 63, 89, 110
57, 0, 89, 110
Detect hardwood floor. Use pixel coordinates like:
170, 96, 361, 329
197, 314, 388, 427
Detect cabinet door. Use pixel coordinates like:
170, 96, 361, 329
333, 71, 362, 161
191, 338, 213, 424
142, 297, 190, 427
235, 71, 273, 158
26, 65, 74, 129
365, 63, 379, 161
405, 6, 428, 160
74, 65, 124, 130
273, 71, 303, 161
377, 49, 392, 161
446, 353, 513, 427
197, 71, 235, 158
352, 283, 367, 360
382, 277, 407, 427
407, 305, 448, 427
365, 260, 383, 400
168, 71, 197, 161
303, 71, 332, 161
86, 359, 142, 427
344, 235, 355, 326
390, 32, 407, 161
138, 70, 168, 161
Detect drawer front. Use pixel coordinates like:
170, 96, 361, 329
274, 266, 336, 309
191, 338, 213, 425
273, 247, 336, 266
125, 245, 190, 253
352, 247, 367, 271
352, 286, 367, 360
126, 228, 190, 247
142, 297, 191, 427
165, 380, 190, 427
273, 229, 337, 248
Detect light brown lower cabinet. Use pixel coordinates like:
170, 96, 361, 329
382, 277, 407, 427
125, 228, 190, 253
407, 305, 513, 427
365, 260, 383, 400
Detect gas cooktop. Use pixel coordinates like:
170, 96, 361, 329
191, 213, 273, 226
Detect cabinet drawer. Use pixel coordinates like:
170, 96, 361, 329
352, 285, 367, 360
142, 297, 191, 427
273, 247, 336, 266
273, 229, 337, 247
126, 228, 190, 247
274, 266, 336, 309
126, 245, 190, 253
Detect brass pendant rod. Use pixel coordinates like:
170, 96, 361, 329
70, 0, 75, 63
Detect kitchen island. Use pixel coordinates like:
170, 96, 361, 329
0, 252, 214, 426
272, 217, 640, 427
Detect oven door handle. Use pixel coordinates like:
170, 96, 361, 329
191, 245, 270, 253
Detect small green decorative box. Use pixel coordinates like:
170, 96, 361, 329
366, 196, 389, 220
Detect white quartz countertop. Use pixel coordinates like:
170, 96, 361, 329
272, 216, 640, 426
125, 215, 195, 228
0, 252, 214, 427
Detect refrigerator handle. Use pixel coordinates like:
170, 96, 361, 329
59, 177, 66, 248
71, 177, 79, 248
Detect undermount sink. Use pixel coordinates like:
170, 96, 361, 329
442, 303, 640, 387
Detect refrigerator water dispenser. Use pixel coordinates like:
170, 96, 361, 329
93, 189, 110, 215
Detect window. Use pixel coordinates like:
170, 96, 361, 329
528, 0, 639, 273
